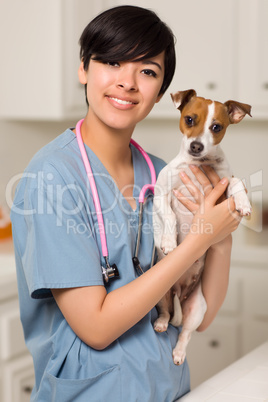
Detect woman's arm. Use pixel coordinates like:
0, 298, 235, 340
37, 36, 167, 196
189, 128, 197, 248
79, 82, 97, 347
52, 174, 240, 350
197, 234, 232, 331
52, 232, 206, 350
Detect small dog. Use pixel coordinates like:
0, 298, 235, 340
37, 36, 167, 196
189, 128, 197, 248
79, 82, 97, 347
153, 89, 252, 365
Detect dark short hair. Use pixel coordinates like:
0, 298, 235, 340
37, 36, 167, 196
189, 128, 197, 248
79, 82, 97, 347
79, 5, 176, 101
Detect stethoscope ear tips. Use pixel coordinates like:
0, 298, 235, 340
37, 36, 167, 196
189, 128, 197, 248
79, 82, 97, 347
102, 261, 120, 284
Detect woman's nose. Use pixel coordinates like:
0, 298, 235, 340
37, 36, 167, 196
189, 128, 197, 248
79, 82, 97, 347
116, 67, 138, 91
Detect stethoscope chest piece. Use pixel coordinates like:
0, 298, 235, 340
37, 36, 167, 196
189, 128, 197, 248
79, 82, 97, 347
102, 257, 120, 284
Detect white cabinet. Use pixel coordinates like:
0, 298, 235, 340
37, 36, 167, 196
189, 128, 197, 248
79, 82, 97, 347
0, 0, 267, 120
106, 0, 268, 119
187, 257, 268, 389
0, 263, 34, 402
3, 355, 35, 402
241, 268, 268, 353
0, 0, 104, 120
237, 0, 268, 118
108, 0, 236, 118
187, 316, 240, 388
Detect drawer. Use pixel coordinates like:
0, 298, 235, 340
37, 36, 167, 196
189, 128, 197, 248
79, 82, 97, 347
3, 354, 34, 402
0, 305, 27, 360
243, 269, 268, 318
220, 269, 241, 314
242, 320, 268, 355
187, 316, 240, 388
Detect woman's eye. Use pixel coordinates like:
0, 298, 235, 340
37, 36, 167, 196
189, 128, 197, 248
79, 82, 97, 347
142, 69, 157, 77
185, 116, 194, 126
211, 124, 223, 133
106, 61, 120, 67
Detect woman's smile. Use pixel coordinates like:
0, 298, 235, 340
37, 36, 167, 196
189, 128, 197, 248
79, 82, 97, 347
106, 95, 139, 110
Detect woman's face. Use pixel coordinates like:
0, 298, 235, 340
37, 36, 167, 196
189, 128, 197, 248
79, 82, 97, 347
78, 52, 165, 132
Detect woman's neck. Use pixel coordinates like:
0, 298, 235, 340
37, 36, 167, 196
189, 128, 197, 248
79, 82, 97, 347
75, 111, 137, 209
79, 112, 135, 177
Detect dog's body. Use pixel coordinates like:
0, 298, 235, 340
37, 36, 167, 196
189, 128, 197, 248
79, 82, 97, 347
153, 90, 252, 365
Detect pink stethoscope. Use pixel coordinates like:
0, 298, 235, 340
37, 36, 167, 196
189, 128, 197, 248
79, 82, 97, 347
76, 119, 156, 283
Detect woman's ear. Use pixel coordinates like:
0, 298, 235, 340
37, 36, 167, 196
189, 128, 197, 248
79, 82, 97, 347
155, 94, 163, 104
78, 61, 87, 84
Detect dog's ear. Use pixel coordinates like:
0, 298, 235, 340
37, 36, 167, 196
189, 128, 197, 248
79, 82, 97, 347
171, 89, 197, 112
224, 100, 252, 124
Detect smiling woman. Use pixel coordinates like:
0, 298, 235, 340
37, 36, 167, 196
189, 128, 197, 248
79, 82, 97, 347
78, 53, 165, 135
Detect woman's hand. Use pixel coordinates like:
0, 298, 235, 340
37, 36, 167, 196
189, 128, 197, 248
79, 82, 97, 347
173, 165, 241, 247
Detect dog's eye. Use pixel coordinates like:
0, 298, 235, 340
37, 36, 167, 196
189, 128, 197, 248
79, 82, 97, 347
211, 124, 223, 133
185, 116, 194, 127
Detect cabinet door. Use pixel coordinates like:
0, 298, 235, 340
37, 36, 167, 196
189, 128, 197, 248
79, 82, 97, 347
62, 0, 105, 118
242, 268, 268, 318
0, 0, 104, 120
241, 267, 268, 354
0, 1, 63, 119
0, 300, 27, 361
220, 269, 241, 315
238, 0, 268, 118
243, 320, 268, 355
106, 0, 237, 117
2, 355, 34, 402
186, 317, 240, 388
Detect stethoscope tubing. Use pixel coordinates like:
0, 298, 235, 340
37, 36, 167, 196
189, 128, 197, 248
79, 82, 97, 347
76, 119, 109, 258
129, 138, 156, 202
75, 118, 156, 279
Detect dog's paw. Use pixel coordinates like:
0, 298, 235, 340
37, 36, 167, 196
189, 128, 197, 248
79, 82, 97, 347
161, 235, 177, 255
154, 318, 169, 333
233, 193, 252, 216
172, 348, 186, 366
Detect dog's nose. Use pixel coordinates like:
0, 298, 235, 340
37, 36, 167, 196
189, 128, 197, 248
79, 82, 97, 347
190, 141, 204, 154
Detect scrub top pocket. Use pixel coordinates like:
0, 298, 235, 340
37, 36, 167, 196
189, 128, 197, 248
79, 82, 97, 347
36, 365, 121, 402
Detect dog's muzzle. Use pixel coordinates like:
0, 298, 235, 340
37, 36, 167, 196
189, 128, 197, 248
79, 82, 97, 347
189, 141, 204, 155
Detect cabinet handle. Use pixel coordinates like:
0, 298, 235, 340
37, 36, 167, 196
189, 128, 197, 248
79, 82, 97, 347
209, 339, 220, 348
206, 82, 217, 90
263, 83, 268, 90
22, 385, 33, 394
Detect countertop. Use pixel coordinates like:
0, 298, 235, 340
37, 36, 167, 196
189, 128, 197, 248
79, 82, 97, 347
180, 341, 268, 401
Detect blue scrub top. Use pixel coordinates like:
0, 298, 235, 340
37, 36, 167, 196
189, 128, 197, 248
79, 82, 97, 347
11, 129, 190, 402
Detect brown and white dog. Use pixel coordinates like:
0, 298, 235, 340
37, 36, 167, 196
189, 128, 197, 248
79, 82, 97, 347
153, 89, 252, 365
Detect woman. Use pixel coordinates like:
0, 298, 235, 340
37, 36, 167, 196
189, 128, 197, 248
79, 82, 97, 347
11, 6, 240, 401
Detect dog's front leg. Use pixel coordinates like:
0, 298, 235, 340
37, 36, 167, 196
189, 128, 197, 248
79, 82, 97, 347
227, 177, 252, 216
153, 189, 178, 257
172, 282, 207, 365
160, 192, 178, 255
154, 164, 182, 257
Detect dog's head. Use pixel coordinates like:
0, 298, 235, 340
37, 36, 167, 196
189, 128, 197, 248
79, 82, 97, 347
171, 89, 252, 161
